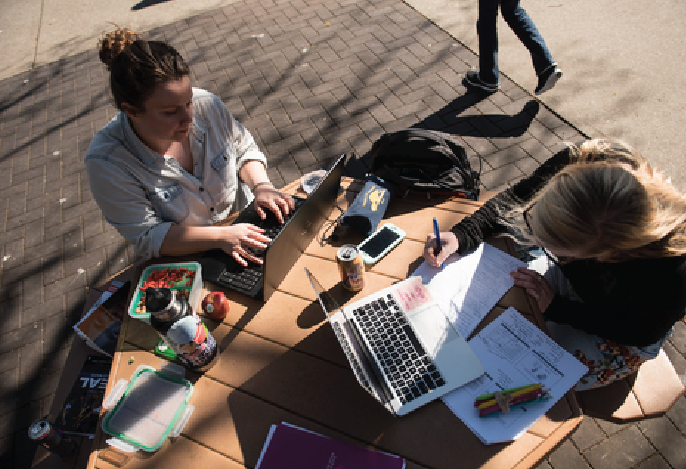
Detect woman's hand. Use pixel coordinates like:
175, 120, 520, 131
424, 231, 459, 267
217, 223, 272, 266
253, 184, 296, 224
510, 267, 555, 312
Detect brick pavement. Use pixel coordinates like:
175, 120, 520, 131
1, 0, 685, 468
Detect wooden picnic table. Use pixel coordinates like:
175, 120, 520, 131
79, 176, 581, 469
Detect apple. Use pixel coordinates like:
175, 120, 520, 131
201, 291, 230, 320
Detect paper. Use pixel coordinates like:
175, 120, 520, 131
441, 307, 587, 444
412, 242, 526, 338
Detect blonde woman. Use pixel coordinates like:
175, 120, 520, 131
424, 139, 686, 390
86, 28, 294, 264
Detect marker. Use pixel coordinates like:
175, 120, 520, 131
433, 217, 445, 269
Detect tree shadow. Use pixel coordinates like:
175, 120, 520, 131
0, 0, 559, 466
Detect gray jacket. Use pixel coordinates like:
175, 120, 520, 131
85, 88, 267, 260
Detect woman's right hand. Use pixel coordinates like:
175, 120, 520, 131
424, 231, 459, 267
217, 223, 272, 266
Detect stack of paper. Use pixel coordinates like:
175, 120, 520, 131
442, 307, 587, 444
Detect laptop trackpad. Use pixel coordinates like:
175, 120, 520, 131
408, 305, 460, 357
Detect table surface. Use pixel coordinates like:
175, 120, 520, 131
85, 176, 582, 469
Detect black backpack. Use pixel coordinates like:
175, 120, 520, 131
369, 129, 481, 200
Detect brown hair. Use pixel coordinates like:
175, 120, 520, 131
521, 139, 686, 261
98, 28, 190, 111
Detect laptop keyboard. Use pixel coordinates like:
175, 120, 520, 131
215, 197, 305, 293
351, 294, 446, 404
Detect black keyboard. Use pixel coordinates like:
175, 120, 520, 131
351, 294, 446, 404
215, 197, 305, 293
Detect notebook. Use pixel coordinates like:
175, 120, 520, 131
199, 155, 344, 301
305, 268, 485, 416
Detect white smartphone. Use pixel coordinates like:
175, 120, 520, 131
357, 223, 406, 264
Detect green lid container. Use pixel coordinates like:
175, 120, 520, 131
101, 366, 193, 452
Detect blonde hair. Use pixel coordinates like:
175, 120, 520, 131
98, 28, 190, 111
519, 139, 686, 261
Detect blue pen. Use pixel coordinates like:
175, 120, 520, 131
433, 217, 445, 269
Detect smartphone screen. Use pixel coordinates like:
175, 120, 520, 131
359, 226, 401, 258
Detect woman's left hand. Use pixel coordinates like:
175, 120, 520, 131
253, 184, 295, 224
510, 267, 555, 312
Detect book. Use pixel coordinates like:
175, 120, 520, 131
73, 281, 131, 357
57, 355, 112, 438
255, 422, 405, 469
441, 307, 587, 444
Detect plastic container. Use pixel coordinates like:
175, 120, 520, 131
101, 365, 194, 453
301, 170, 326, 194
128, 262, 202, 324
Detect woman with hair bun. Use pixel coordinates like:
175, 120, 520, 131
86, 28, 295, 265
424, 139, 686, 390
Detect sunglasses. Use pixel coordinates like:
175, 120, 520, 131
523, 205, 577, 266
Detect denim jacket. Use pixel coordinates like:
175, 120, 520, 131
85, 88, 267, 260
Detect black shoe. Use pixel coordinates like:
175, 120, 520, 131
535, 64, 562, 95
463, 70, 499, 93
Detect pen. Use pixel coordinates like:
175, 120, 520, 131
479, 395, 551, 417
433, 217, 445, 269
477, 389, 547, 412
475, 384, 542, 406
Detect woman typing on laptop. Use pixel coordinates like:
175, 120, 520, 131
86, 28, 295, 265
423, 139, 686, 391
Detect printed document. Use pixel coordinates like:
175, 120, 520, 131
412, 242, 526, 338
441, 307, 587, 444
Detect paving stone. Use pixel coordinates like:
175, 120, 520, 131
638, 416, 686, 469
583, 426, 655, 469
547, 439, 591, 469
666, 394, 686, 435
635, 454, 672, 469
570, 417, 608, 452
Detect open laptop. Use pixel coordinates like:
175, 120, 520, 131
198, 155, 344, 301
305, 268, 485, 416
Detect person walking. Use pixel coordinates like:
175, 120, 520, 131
464, 0, 562, 95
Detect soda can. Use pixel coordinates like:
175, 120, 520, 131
336, 244, 365, 292
28, 418, 77, 459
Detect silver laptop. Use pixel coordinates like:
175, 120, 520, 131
305, 268, 485, 416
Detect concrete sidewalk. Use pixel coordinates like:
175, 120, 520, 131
1, 0, 685, 468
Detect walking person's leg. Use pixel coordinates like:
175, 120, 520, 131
500, 0, 562, 94
464, 0, 500, 92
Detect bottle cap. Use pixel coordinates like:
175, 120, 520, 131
145, 288, 173, 315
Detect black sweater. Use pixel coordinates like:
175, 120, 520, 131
451, 148, 686, 347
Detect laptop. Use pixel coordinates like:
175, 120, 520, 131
198, 155, 344, 301
305, 268, 485, 416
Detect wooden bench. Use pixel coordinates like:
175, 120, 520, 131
575, 350, 685, 423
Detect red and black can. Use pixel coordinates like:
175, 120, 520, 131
28, 418, 77, 459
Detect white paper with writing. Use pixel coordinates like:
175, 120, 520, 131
412, 242, 526, 338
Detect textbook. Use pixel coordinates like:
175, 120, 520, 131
57, 355, 111, 438
255, 422, 405, 469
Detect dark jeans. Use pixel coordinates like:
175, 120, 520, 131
477, 0, 555, 84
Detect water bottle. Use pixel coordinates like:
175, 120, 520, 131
145, 287, 217, 369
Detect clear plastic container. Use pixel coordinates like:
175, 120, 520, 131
301, 170, 327, 194
101, 365, 194, 453
128, 262, 203, 324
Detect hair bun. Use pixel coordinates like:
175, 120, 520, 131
98, 28, 139, 70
